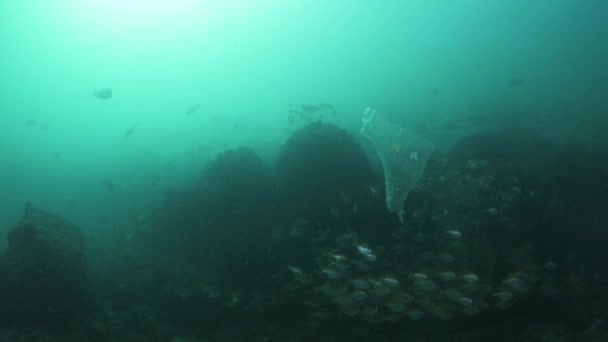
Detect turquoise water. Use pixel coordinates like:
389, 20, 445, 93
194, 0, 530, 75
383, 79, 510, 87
1, 1, 607, 339
2, 1, 606, 235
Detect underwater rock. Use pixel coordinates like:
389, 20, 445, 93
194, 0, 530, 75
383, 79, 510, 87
0, 255, 7, 308
1, 203, 91, 331
276, 121, 377, 221
142, 147, 275, 288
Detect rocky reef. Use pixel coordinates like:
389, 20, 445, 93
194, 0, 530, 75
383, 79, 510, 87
0, 203, 91, 332
141, 147, 276, 289
1, 122, 608, 341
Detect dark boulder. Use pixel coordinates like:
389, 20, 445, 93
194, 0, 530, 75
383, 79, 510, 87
275, 122, 378, 221
1, 203, 91, 331
143, 148, 276, 288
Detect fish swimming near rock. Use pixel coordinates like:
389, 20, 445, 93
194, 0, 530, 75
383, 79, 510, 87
93, 87, 112, 100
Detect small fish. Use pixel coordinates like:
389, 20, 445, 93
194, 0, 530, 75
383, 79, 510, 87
493, 291, 513, 301
504, 277, 529, 292
413, 279, 437, 292
442, 288, 463, 301
385, 302, 405, 313
427, 88, 441, 96
509, 78, 525, 87
340, 306, 360, 317
313, 308, 333, 320
287, 266, 304, 277
319, 103, 335, 110
369, 283, 391, 298
332, 259, 350, 271
438, 253, 455, 263
340, 191, 350, 205
543, 261, 557, 271
390, 292, 414, 304
353, 259, 373, 271
185, 104, 200, 116
330, 254, 348, 262
93, 87, 112, 100
322, 269, 342, 280
99, 179, 115, 192
300, 104, 320, 113
455, 296, 473, 307
317, 282, 347, 296
381, 277, 400, 288
334, 295, 354, 307
486, 208, 499, 215
330, 207, 340, 218
349, 290, 368, 302
351, 279, 370, 290
356, 245, 377, 262
496, 301, 512, 310
361, 306, 379, 316
411, 273, 428, 281
446, 230, 462, 238
461, 274, 479, 284
384, 313, 404, 323
462, 306, 480, 316
367, 185, 378, 196
24, 118, 38, 127
63, 195, 77, 206
405, 309, 425, 320
437, 271, 457, 281
124, 121, 140, 138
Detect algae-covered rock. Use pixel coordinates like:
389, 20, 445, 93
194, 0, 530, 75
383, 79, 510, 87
276, 122, 377, 220
143, 147, 276, 288
2, 203, 91, 331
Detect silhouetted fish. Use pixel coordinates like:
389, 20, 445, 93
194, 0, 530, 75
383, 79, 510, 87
99, 179, 115, 192
93, 87, 112, 100
24, 118, 37, 127
509, 79, 525, 87
185, 105, 200, 116
124, 121, 140, 138
427, 88, 441, 96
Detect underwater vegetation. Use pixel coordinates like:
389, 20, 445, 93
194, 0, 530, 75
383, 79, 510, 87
1, 118, 608, 341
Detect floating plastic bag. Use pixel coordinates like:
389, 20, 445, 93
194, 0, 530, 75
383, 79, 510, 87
360, 108, 434, 222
